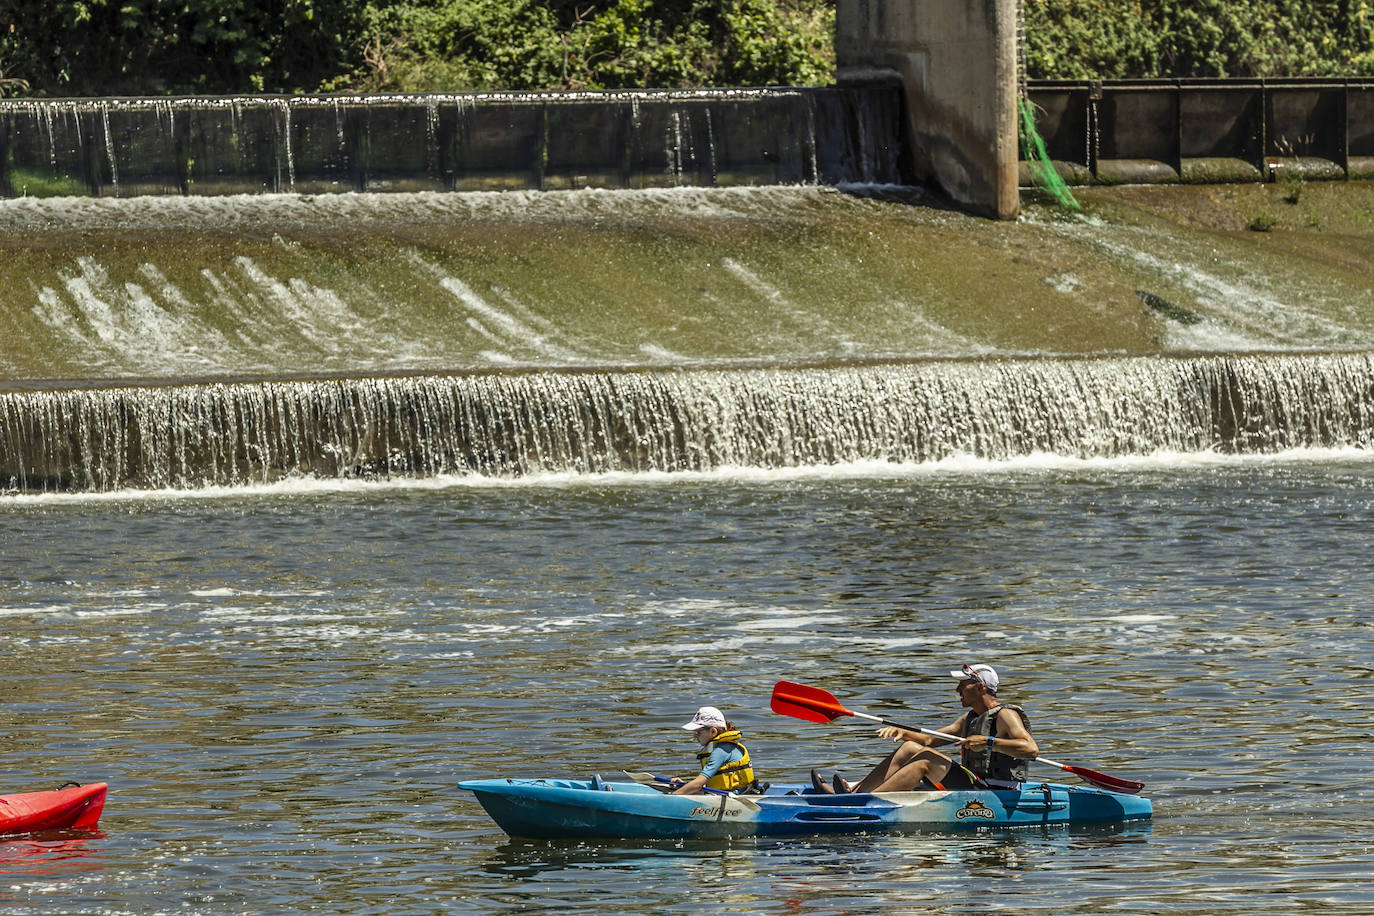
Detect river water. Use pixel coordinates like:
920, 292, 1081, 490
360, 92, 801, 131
3, 178, 1373, 913
3, 453, 1372, 914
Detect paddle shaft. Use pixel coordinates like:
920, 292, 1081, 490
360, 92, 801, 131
868, 719, 1104, 780
856, 715, 1137, 788
621, 772, 761, 809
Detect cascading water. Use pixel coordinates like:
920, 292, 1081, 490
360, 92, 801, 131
3, 90, 1373, 496
4, 354, 1372, 493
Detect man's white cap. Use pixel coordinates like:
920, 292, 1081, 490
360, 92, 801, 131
682, 706, 728, 730
951, 663, 1000, 694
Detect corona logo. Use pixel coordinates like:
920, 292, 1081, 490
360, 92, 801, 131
956, 800, 997, 820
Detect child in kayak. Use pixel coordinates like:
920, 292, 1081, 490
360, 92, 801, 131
669, 706, 762, 795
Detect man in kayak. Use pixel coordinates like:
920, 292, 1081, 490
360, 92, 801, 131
812, 663, 1038, 793
669, 706, 761, 795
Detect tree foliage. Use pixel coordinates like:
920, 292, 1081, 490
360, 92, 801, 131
2, 1, 1372, 98
0, 0, 833, 96
334, 0, 833, 92
0, 0, 369, 96
1023, 0, 1374, 79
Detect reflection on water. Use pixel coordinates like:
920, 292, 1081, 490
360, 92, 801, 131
468, 824, 1157, 914
0, 831, 105, 876
1, 459, 1372, 912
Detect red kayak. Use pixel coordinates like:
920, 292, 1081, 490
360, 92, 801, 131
0, 784, 106, 835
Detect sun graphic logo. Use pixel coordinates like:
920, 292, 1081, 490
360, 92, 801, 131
956, 800, 997, 821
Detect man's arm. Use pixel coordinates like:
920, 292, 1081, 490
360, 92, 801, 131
875, 713, 968, 746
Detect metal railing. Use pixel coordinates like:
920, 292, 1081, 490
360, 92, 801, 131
1024, 77, 1374, 184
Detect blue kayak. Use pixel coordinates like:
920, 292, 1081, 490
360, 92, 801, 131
459, 777, 1153, 839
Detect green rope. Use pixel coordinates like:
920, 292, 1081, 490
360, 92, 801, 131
1018, 95, 1081, 212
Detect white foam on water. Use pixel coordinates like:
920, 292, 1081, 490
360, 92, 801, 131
230, 613, 351, 624
1163, 319, 1278, 352
197, 606, 254, 620
475, 348, 519, 365
888, 303, 999, 356
409, 251, 587, 363
0, 185, 849, 233
58, 259, 123, 346
31, 286, 97, 351
621, 634, 816, 655
72, 606, 159, 618
193, 588, 332, 603
1038, 216, 1373, 350
1106, 614, 1180, 624
863, 637, 936, 650
258, 624, 377, 642
234, 256, 365, 353
4, 444, 1374, 507
737, 615, 842, 630
0, 605, 71, 617
637, 343, 692, 362
722, 257, 856, 350
639, 598, 737, 618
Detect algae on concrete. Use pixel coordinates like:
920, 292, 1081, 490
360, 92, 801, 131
1, 183, 1372, 382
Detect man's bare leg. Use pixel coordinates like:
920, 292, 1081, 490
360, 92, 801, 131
848, 741, 927, 793
870, 750, 956, 792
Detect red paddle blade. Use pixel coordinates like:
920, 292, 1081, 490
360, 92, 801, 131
1038, 756, 1145, 794
1064, 765, 1145, 795
771, 680, 855, 724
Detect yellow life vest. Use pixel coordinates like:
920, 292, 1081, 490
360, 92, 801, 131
695, 728, 755, 791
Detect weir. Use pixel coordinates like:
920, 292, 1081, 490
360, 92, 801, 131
1026, 77, 1374, 185
4, 353, 1373, 494
0, 88, 910, 198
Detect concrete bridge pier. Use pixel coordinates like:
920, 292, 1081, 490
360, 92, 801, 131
837, 0, 1019, 218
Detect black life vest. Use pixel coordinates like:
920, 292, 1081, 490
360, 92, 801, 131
960, 704, 1030, 783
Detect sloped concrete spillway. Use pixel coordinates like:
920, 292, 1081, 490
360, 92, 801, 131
4, 353, 1374, 493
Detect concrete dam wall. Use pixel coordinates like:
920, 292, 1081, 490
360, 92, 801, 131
0, 87, 912, 198
1, 0, 1370, 212
1026, 77, 1374, 186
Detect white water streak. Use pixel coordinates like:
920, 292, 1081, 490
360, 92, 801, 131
409, 251, 585, 363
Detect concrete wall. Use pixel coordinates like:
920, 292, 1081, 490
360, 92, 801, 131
1026, 78, 1374, 185
0, 88, 913, 198
837, 0, 1019, 218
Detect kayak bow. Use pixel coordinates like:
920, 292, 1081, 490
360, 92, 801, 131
0, 783, 107, 835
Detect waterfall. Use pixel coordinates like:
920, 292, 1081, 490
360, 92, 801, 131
0, 87, 909, 199
3, 354, 1372, 494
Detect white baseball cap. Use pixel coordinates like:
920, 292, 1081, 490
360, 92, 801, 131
950, 663, 1000, 694
682, 706, 728, 730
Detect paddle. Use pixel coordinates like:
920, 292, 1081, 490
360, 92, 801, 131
621, 772, 761, 809
771, 679, 1145, 795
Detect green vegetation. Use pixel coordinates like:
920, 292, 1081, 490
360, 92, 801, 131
0, 0, 832, 97
341, 0, 833, 92
1, 1, 1371, 98
1022, 0, 1374, 79
3, 168, 87, 198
